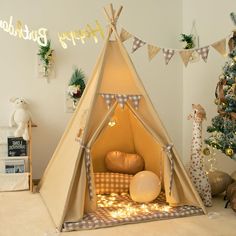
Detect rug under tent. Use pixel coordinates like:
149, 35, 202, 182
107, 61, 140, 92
63, 191, 204, 232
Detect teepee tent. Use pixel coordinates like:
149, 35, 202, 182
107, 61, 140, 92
39, 5, 206, 231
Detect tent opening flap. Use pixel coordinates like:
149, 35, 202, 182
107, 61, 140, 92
91, 105, 163, 180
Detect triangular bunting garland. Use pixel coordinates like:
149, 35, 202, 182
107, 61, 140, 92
211, 39, 227, 57
116, 94, 128, 108
101, 93, 115, 109
128, 95, 141, 110
101, 93, 142, 110
162, 49, 175, 65
196, 46, 210, 62
120, 28, 133, 42
179, 50, 194, 67
147, 44, 160, 61
132, 37, 146, 53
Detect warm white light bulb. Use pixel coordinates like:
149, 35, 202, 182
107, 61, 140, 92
108, 119, 116, 127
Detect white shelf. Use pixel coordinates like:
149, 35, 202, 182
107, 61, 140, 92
0, 172, 29, 191
0, 156, 28, 160
0, 142, 7, 145
0, 125, 15, 128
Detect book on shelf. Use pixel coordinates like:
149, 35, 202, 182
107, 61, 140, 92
7, 137, 27, 157
5, 159, 25, 173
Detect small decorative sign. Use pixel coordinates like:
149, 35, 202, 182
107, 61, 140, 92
7, 137, 27, 157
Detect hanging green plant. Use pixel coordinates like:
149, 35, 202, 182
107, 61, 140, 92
37, 39, 54, 77
67, 68, 86, 108
180, 34, 195, 49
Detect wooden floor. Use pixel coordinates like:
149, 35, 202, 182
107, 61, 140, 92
0, 191, 235, 236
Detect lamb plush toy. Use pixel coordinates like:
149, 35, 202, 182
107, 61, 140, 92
9, 97, 33, 141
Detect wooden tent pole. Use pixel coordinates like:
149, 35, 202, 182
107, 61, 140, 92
115, 6, 123, 22
103, 8, 113, 38
28, 120, 33, 192
104, 4, 123, 39
103, 8, 111, 23
109, 3, 115, 22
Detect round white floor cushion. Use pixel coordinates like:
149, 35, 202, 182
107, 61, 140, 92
129, 171, 161, 203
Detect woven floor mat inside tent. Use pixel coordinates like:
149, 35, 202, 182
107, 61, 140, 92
63, 192, 204, 232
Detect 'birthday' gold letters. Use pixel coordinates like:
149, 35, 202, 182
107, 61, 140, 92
0, 16, 48, 46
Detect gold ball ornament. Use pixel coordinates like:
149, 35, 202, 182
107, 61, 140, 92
225, 148, 234, 157
222, 102, 227, 108
214, 98, 220, 105
203, 147, 211, 156
219, 74, 225, 80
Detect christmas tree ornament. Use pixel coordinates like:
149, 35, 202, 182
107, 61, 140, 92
222, 102, 227, 108
214, 98, 220, 105
219, 74, 225, 80
225, 148, 234, 156
203, 147, 211, 156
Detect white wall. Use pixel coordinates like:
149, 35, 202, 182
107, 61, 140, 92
182, 0, 236, 173
0, 0, 183, 178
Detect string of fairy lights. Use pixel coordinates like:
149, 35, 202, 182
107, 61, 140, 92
97, 193, 171, 219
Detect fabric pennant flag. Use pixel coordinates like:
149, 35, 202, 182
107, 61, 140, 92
147, 44, 160, 61
120, 28, 133, 42
115, 94, 128, 108
162, 49, 175, 65
196, 46, 210, 62
132, 37, 146, 53
211, 39, 227, 57
84, 148, 93, 199
101, 93, 115, 109
179, 50, 194, 67
128, 95, 141, 110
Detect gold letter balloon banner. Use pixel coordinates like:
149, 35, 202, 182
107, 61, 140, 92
0, 16, 105, 48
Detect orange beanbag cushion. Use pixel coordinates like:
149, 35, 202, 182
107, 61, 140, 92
105, 151, 144, 175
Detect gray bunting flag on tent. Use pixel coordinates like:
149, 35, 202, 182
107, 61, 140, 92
162, 49, 175, 65
85, 148, 93, 199
196, 46, 209, 62
129, 95, 141, 110
101, 93, 115, 109
132, 37, 146, 53
77, 140, 94, 199
116, 94, 128, 108
163, 144, 174, 196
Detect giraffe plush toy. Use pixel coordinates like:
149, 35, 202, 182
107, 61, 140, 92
188, 104, 212, 207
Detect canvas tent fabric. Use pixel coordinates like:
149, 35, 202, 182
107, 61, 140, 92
39, 5, 206, 231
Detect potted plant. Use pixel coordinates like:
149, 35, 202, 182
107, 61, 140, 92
67, 68, 86, 109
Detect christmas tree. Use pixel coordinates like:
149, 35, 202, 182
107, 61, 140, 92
205, 32, 236, 159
